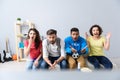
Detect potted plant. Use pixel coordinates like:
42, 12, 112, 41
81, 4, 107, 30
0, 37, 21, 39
16, 18, 21, 25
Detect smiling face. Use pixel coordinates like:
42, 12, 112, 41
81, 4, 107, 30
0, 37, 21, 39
89, 24, 103, 37
92, 27, 100, 37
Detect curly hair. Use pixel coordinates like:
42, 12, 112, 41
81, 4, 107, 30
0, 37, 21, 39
89, 24, 103, 36
27, 28, 41, 49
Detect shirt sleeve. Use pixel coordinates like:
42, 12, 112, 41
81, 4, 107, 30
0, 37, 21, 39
64, 38, 72, 55
60, 40, 66, 58
80, 38, 89, 54
42, 39, 49, 58
102, 36, 106, 43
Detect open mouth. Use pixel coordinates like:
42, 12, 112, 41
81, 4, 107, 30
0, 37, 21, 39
73, 38, 77, 41
94, 33, 99, 35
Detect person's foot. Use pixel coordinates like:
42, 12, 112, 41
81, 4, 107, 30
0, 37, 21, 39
81, 67, 92, 72
1, 61, 5, 63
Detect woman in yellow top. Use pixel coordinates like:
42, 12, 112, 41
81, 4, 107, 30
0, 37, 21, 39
86, 24, 113, 70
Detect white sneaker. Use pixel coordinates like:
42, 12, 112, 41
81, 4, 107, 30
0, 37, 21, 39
81, 67, 92, 72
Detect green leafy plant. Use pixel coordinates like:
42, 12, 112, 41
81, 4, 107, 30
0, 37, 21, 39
17, 18, 21, 21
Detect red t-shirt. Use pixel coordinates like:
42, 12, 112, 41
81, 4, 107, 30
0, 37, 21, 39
24, 40, 42, 59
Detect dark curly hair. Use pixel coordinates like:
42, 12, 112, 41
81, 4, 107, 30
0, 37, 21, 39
27, 28, 41, 49
89, 24, 103, 36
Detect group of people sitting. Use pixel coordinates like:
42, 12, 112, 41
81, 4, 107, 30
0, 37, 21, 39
24, 24, 113, 71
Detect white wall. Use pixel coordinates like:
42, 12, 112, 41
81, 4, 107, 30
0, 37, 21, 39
0, 0, 120, 57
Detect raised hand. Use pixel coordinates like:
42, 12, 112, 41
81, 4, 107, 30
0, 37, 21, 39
106, 32, 111, 40
29, 36, 33, 44
85, 32, 89, 39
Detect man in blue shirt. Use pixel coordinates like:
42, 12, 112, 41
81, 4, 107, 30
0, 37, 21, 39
64, 27, 88, 69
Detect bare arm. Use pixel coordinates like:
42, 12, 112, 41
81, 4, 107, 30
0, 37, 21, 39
53, 56, 64, 67
53, 40, 66, 66
42, 39, 54, 67
85, 32, 90, 47
36, 49, 43, 60
55, 56, 64, 63
43, 57, 53, 67
34, 49, 42, 67
85, 32, 89, 40
104, 32, 111, 50
24, 38, 33, 56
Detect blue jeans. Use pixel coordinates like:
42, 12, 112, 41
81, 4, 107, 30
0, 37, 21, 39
88, 56, 113, 70
41, 56, 67, 70
26, 58, 43, 70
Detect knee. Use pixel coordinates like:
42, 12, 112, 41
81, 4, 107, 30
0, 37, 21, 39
105, 62, 113, 69
61, 60, 67, 65
94, 63, 101, 69
69, 62, 76, 69
26, 61, 33, 70
40, 61, 48, 69
109, 62, 113, 69
60, 60, 67, 69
